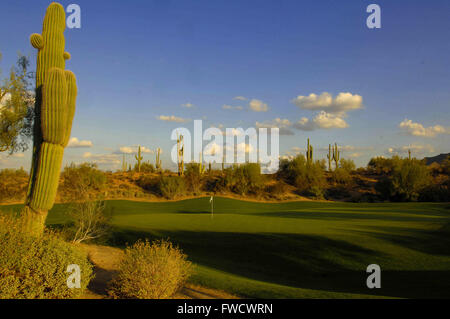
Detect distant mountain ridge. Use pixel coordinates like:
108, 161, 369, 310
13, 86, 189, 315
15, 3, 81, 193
423, 153, 449, 165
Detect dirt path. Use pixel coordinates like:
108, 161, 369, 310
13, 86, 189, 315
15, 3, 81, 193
80, 244, 237, 299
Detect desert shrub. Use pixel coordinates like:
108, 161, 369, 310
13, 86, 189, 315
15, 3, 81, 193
135, 162, 155, 173
418, 183, 450, 202
224, 163, 265, 195
158, 176, 186, 199
0, 214, 93, 299
266, 181, 290, 198
279, 155, 326, 198
184, 163, 203, 194
332, 168, 353, 186
367, 156, 399, 175
233, 163, 265, 195
65, 200, 111, 244
0, 168, 28, 201
136, 175, 160, 193
60, 163, 106, 200
340, 158, 356, 172
375, 158, 431, 201
108, 239, 192, 299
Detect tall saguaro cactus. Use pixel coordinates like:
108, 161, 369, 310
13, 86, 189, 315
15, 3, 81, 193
327, 144, 332, 171
135, 146, 143, 172
177, 134, 184, 176
306, 138, 313, 163
24, 3, 77, 236
122, 154, 127, 172
155, 147, 162, 172
332, 143, 340, 170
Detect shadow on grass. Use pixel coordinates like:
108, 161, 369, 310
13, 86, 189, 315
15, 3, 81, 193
238, 210, 449, 222
353, 222, 450, 257
106, 228, 450, 298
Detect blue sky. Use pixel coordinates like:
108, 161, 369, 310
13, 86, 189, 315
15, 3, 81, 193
1, 0, 449, 170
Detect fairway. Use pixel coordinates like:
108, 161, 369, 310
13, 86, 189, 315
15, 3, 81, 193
4, 198, 450, 298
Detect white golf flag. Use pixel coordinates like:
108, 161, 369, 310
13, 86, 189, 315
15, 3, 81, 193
210, 196, 213, 203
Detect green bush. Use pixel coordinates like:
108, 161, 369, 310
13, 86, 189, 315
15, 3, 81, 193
375, 157, 431, 201
0, 168, 28, 201
136, 175, 160, 194
0, 214, 93, 299
184, 163, 203, 194
340, 158, 356, 172
279, 155, 326, 198
266, 181, 290, 198
108, 239, 192, 299
134, 162, 155, 173
231, 163, 265, 195
332, 168, 353, 185
158, 176, 186, 199
60, 163, 107, 200
367, 156, 397, 175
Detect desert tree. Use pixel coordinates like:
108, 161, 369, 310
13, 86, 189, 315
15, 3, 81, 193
0, 53, 34, 154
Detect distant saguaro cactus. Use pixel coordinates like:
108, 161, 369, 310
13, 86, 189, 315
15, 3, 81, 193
177, 134, 184, 176
122, 154, 128, 172
306, 138, 313, 163
155, 147, 162, 171
332, 143, 340, 170
135, 146, 144, 172
198, 151, 205, 175
24, 2, 78, 236
327, 144, 332, 171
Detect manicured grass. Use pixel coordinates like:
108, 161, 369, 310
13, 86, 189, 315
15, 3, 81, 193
3, 198, 450, 298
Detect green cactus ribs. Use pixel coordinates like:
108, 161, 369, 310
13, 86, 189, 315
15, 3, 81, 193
25, 2, 78, 236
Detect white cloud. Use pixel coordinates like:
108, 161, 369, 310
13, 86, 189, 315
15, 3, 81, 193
115, 145, 153, 154
236, 142, 254, 154
181, 103, 194, 108
294, 111, 348, 131
204, 142, 222, 156
349, 152, 362, 158
67, 137, 93, 148
291, 92, 363, 116
222, 104, 243, 110
82, 152, 121, 166
249, 99, 269, 112
387, 144, 435, 155
255, 118, 294, 135
399, 119, 449, 138
233, 96, 248, 101
157, 115, 190, 123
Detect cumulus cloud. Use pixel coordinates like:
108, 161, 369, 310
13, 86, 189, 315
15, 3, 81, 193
249, 99, 269, 112
67, 137, 93, 148
222, 104, 243, 111
233, 96, 248, 101
293, 111, 348, 131
181, 103, 194, 108
82, 152, 121, 166
255, 118, 294, 135
114, 145, 153, 154
291, 92, 363, 116
204, 142, 222, 156
157, 115, 190, 123
349, 153, 363, 158
387, 144, 435, 155
399, 119, 449, 138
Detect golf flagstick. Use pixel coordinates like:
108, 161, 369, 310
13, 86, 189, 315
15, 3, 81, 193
210, 195, 214, 219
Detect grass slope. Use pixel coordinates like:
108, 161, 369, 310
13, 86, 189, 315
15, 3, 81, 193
3, 198, 450, 298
